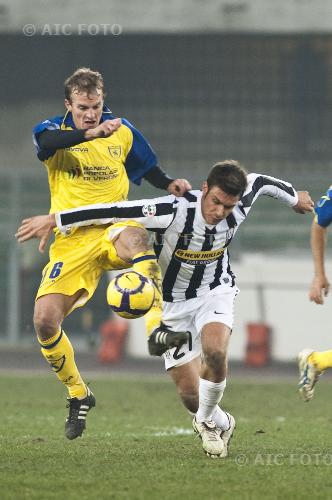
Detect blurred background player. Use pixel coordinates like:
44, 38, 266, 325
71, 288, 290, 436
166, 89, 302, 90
30, 67, 191, 440
298, 186, 332, 401
16, 160, 314, 457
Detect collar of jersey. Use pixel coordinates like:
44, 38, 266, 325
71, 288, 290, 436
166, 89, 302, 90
62, 105, 113, 129
197, 191, 213, 228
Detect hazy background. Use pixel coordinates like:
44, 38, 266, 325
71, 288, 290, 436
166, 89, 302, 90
1, 0, 331, 361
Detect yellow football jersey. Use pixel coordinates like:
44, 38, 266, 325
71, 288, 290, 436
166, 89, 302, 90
33, 107, 157, 213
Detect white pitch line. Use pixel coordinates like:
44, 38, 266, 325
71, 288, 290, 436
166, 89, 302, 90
151, 427, 193, 437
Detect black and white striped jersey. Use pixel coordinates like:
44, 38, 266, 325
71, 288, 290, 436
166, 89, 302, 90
56, 173, 298, 302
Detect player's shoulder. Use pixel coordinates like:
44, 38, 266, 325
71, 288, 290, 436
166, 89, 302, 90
120, 117, 135, 131
118, 118, 156, 156
246, 172, 261, 183
120, 118, 149, 140
116, 117, 134, 138
119, 117, 143, 142
241, 172, 258, 194
178, 190, 200, 203
318, 185, 332, 200
316, 186, 332, 209
33, 115, 64, 134
315, 187, 332, 227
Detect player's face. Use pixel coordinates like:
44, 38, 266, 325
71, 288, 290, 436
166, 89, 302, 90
65, 90, 104, 129
201, 183, 240, 225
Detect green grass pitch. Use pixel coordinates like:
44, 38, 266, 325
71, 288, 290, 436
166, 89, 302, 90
0, 373, 332, 500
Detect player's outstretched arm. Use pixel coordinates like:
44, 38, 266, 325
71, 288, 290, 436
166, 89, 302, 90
292, 191, 315, 214
15, 214, 56, 253
309, 220, 330, 304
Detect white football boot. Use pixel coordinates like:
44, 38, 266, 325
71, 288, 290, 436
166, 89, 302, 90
220, 413, 236, 458
298, 349, 323, 402
192, 416, 224, 458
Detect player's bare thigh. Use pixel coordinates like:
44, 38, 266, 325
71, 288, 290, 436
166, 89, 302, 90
33, 289, 86, 341
168, 357, 201, 413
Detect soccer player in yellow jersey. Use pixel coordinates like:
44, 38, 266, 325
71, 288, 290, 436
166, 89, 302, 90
298, 186, 332, 401
29, 67, 191, 439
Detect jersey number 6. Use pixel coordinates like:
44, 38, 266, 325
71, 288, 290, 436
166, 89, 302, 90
49, 261, 64, 279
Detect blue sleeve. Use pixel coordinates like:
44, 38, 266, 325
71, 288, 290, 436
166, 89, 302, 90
122, 118, 158, 185
32, 116, 63, 160
315, 188, 332, 227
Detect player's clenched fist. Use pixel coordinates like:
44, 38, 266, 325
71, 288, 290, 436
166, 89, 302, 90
167, 178, 192, 196
293, 191, 315, 214
85, 118, 122, 140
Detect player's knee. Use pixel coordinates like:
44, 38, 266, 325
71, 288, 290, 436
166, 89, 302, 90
120, 227, 149, 255
33, 310, 61, 341
204, 348, 227, 373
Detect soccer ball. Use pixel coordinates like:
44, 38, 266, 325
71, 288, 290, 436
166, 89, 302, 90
107, 271, 155, 319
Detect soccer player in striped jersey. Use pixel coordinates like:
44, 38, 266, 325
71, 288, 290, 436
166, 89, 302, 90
25, 67, 191, 440
16, 160, 314, 457
298, 186, 332, 401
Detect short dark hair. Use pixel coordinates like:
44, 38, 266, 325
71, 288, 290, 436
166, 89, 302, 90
206, 160, 248, 197
64, 67, 105, 101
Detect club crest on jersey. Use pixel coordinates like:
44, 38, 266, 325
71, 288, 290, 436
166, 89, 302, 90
225, 228, 235, 244
108, 145, 122, 159
142, 204, 157, 217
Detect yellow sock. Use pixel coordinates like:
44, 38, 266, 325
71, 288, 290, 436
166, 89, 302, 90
143, 290, 163, 336
39, 329, 87, 399
131, 251, 163, 336
308, 350, 332, 371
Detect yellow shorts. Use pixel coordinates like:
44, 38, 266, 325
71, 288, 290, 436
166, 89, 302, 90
36, 221, 143, 313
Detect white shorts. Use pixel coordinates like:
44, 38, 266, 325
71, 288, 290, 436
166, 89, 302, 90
163, 285, 239, 370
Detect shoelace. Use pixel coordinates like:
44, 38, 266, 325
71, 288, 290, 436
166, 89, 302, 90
202, 422, 220, 441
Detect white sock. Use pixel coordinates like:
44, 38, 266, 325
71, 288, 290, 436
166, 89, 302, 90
212, 406, 230, 431
196, 378, 226, 423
